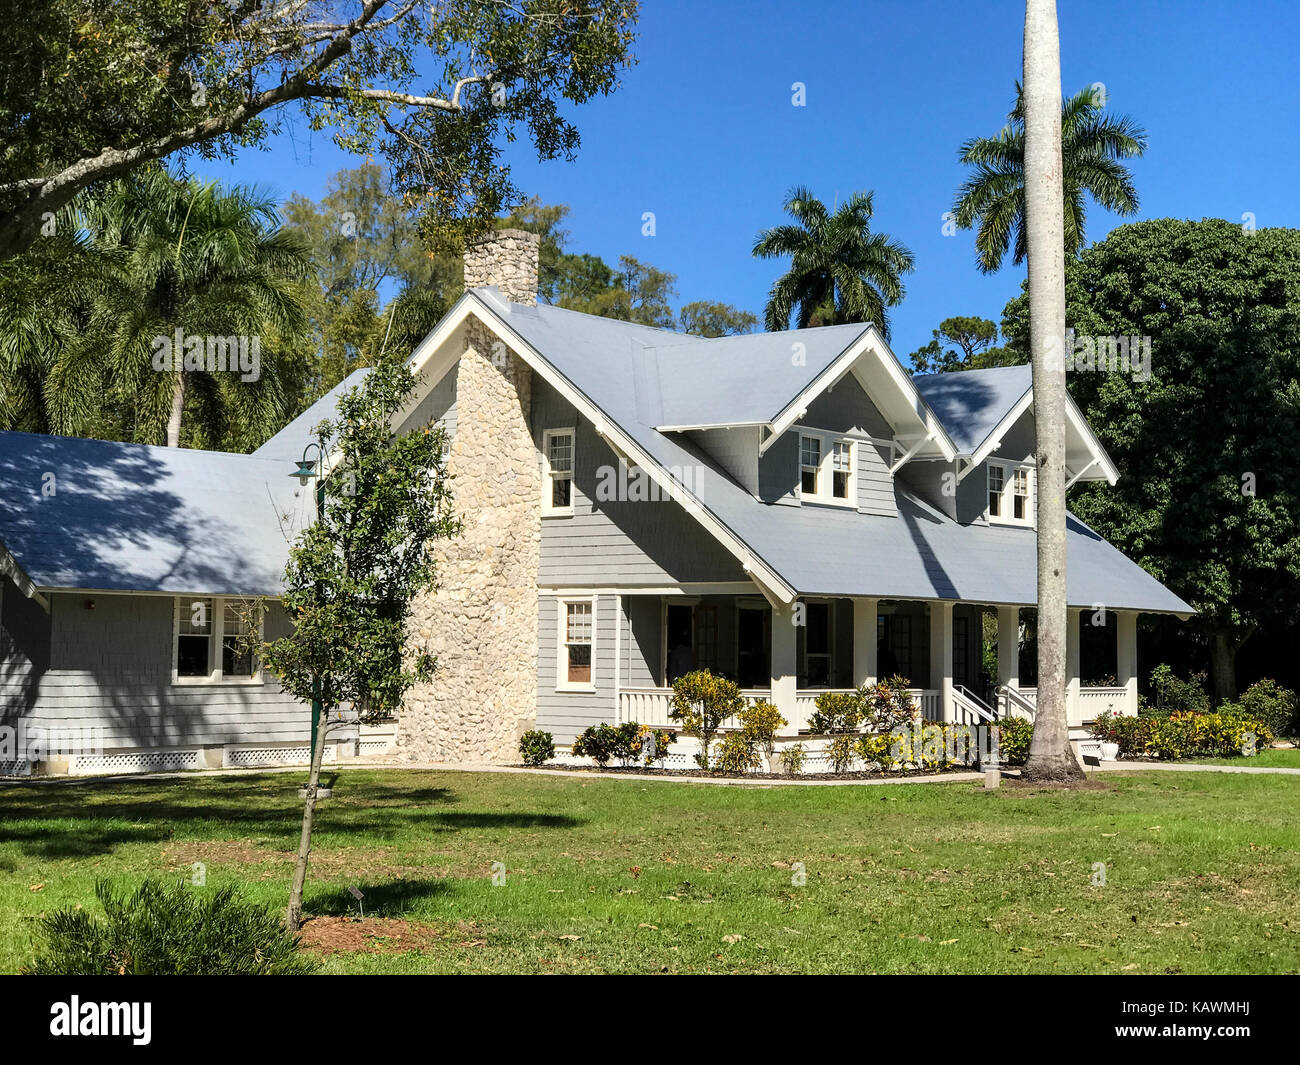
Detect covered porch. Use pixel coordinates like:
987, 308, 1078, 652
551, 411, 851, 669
611, 592, 1139, 734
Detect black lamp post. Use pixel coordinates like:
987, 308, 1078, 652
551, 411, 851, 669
291, 443, 325, 754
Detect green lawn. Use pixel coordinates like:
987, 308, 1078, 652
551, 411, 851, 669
1, 767, 1298, 974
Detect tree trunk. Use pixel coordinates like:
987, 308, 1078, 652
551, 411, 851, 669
286, 710, 331, 932
1209, 629, 1240, 704
1020, 0, 1082, 782
165, 371, 185, 448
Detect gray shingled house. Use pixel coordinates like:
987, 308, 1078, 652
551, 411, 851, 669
0, 230, 1191, 775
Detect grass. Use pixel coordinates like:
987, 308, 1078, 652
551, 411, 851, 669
1181, 748, 1300, 769
1, 767, 1298, 974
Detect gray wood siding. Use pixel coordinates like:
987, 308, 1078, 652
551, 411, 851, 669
19, 593, 309, 748
804, 375, 894, 440
758, 430, 800, 505
533, 377, 748, 585
623, 595, 661, 687
0, 576, 51, 721
536, 593, 618, 743
855, 439, 896, 516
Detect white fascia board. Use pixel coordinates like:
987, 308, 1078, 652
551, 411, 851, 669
442, 293, 797, 606
0, 545, 48, 611
761, 327, 957, 461
964, 385, 1118, 486
656, 421, 769, 432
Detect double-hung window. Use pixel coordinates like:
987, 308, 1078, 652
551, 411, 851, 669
173, 597, 262, 684
800, 435, 821, 496
797, 430, 855, 506
986, 461, 1034, 526
543, 429, 575, 515
558, 598, 595, 689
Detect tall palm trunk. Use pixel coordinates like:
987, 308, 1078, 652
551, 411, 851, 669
165, 371, 185, 447
1021, 0, 1082, 781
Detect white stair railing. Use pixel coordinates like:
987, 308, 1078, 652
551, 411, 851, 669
952, 684, 997, 724
996, 684, 1037, 722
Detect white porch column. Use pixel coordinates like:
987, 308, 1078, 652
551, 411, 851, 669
853, 598, 878, 689
1066, 608, 1082, 726
929, 600, 954, 722
772, 600, 799, 735
1116, 610, 1139, 717
997, 605, 1020, 692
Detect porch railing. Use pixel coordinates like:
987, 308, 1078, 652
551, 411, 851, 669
616, 687, 943, 732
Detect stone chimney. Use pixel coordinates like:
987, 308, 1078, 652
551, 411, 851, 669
463, 228, 540, 305
400, 230, 542, 763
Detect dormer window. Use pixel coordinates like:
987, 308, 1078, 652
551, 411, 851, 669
987, 461, 1034, 526
797, 429, 855, 507
543, 428, 574, 515
800, 435, 821, 495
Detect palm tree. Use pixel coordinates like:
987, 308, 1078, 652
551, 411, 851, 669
1021, 0, 1082, 783
953, 83, 1147, 273
28, 165, 313, 450
752, 188, 915, 337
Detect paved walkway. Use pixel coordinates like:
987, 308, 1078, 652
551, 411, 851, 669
3, 759, 1297, 788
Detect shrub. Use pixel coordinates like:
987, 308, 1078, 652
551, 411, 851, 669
1235, 679, 1297, 738
571, 723, 619, 767
714, 732, 760, 774
636, 725, 676, 767
670, 670, 745, 769
1148, 664, 1211, 715
827, 734, 857, 774
1146, 712, 1273, 760
25, 879, 317, 975
995, 717, 1033, 765
611, 722, 643, 767
808, 691, 861, 735
863, 676, 917, 733
781, 742, 806, 775
518, 730, 555, 767
856, 733, 897, 771
739, 700, 786, 764
1108, 715, 1154, 756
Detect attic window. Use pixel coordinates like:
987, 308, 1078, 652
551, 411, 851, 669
987, 461, 1034, 527
800, 435, 821, 495
832, 441, 852, 499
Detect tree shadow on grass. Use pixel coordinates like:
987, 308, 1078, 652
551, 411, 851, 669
0, 775, 586, 860
307, 878, 453, 918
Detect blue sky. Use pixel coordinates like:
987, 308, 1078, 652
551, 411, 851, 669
197, 0, 1300, 359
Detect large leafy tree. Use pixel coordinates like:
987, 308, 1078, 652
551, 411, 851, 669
953, 82, 1147, 273
262, 354, 458, 930
0, 1, 638, 261
284, 164, 460, 397
752, 187, 915, 337
1059, 218, 1300, 701
907, 315, 1018, 374
1, 165, 314, 450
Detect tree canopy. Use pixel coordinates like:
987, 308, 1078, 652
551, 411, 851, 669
1059, 218, 1300, 699
907, 315, 1019, 374
0, 0, 639, 260
953, 83, 1147, 273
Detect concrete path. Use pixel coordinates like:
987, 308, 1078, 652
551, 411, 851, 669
1093, 760, 1300, 776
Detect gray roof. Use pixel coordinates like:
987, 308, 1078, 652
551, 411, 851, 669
0, 297, 1191, 614
253, 369, 370, 461
912, 364, 1032, 454
496, 301, 1191, 614
0, 431, 308, 596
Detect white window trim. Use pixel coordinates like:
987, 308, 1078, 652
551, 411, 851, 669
542, 427, 576, 516
986, 460, 1035, 527
556, 595, 597, 693
795, 427, 856, 508
172, 596, 264, 686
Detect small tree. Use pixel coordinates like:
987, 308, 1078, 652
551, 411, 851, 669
669, 670, 744, 769
739, 700, 787, 769
260, 354, 458, 931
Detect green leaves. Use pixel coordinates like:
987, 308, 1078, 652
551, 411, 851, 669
753, 186, 914, 336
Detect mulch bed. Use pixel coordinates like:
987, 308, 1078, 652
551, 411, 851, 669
513, 763, 982, 782
297, 916, 485, 955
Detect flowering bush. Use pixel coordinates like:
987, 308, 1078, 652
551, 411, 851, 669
856, 733, 898, 770
739, 700, 786, 764
571, 723, 619, 767
635, 725, 676, 767
1145, 712, 1273, 760
994, 717, 1033, 765
807, 692, 861, 734
827, 734, 857, 774
780, 742, 806, 775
